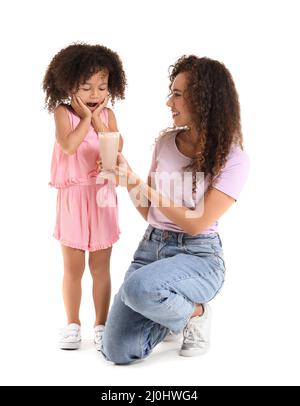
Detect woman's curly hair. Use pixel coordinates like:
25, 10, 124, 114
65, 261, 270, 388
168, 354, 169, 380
43, 43, 126, 112
169, 55, 243, 191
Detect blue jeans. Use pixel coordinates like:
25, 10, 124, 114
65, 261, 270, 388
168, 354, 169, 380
102, 225, 226, 364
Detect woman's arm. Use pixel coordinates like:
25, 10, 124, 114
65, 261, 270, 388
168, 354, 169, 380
119, 154, 234, 234
107, 153, 235, 233
116, 154, 235, 235
138, 182, 235, 235
127, 175, 152, 221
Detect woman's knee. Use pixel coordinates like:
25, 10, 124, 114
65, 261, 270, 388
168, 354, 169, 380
122, 272, 159, 313
102, 343, 135, 365
102, 328, 141, 365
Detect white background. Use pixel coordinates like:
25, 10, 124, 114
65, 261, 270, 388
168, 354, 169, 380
0, 0, 299, 386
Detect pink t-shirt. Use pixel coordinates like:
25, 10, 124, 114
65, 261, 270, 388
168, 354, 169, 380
49, 107, 109, 188
147, 129, 250, 233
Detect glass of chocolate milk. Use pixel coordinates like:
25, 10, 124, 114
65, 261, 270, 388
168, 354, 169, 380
98, 132, 120, 175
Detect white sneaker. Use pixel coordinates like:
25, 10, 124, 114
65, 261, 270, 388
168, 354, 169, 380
164, 330, 183, 342
59, 323, 81, 350
180, 303, 211, 357
94, 325, 105, 351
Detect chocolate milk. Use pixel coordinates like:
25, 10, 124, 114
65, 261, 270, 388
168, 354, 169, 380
98, 132, 120, 170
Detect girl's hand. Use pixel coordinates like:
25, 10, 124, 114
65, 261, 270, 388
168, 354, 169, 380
92, 95, 109, 118
96, 159, 102, 173
71, 95, 92, 120
92, 95, 109, 132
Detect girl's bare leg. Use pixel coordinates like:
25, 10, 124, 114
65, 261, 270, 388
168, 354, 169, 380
88, 247, 112, 326
61, 245, 85, 325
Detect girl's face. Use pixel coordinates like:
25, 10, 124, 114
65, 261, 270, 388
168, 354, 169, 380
74, 70, 109, 111
166, 72, 192, 127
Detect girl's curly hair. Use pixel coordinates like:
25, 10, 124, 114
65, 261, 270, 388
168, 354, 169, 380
169, 55, 243, 191
43, 43, 126, 112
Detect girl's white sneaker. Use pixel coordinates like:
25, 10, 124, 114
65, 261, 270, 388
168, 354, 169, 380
94, 325, 105, 351
59, 323, 81, 350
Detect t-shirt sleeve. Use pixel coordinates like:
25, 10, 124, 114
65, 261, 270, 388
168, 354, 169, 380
212, 147, 250, 200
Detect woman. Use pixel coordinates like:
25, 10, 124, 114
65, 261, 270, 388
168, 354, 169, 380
99, 55, 249, 364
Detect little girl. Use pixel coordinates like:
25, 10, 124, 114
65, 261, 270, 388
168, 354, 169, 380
43, 43, 126, 350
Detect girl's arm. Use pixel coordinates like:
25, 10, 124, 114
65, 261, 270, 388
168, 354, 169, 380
92, 108, 124, 152
54, 97, 91, 155
107, 109, 123, 152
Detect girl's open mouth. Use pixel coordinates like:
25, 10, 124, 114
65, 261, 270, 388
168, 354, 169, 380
87, 102, 98, 108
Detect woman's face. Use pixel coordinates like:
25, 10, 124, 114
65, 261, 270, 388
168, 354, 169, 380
166, 72, 192, 127
74, 70, 109, 112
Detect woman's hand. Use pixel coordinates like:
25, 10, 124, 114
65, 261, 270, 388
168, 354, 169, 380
71, 95, 92, 120
115, 153, 140, 187
91, 95, 109, 132
97, 153, 140, 187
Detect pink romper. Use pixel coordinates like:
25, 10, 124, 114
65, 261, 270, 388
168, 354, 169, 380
49, 107, 120, 251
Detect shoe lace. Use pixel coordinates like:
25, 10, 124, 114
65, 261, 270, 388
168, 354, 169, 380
61, 327, 79, 338
183, 322, 204, 344
95, 330, 104, 343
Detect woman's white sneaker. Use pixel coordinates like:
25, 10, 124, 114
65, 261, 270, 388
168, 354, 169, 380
164, 330, 183, 342
180, 304, 211, 357
59, 323, 81, 350
94, 325, 105, 351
